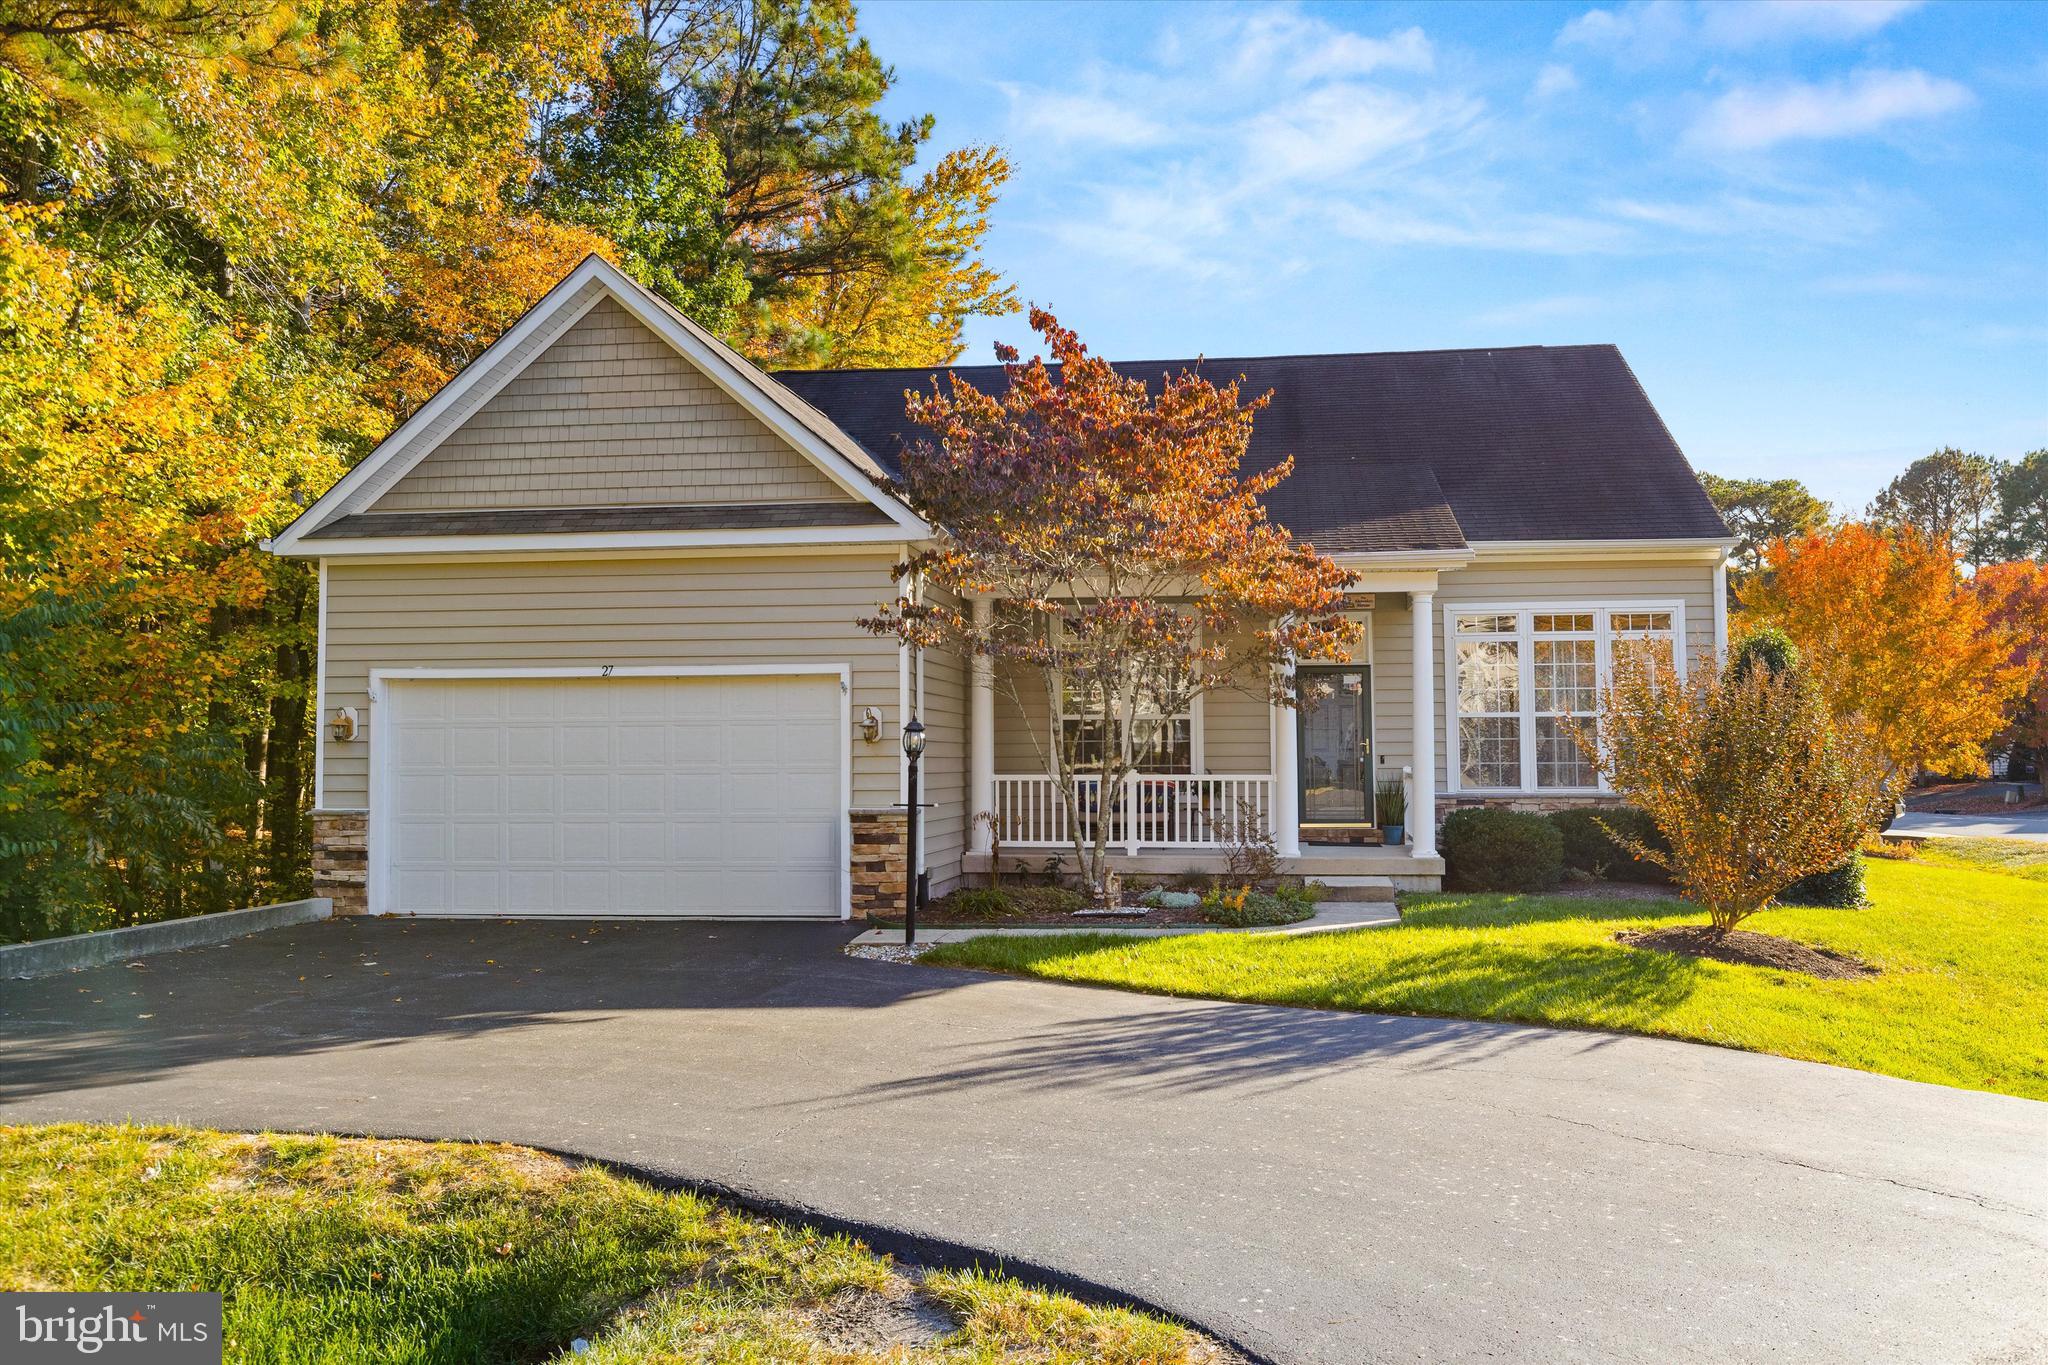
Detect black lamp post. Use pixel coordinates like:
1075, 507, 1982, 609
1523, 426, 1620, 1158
901, 716, 926, 945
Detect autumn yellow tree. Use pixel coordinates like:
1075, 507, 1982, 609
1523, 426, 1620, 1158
1741, 524, 2026, 775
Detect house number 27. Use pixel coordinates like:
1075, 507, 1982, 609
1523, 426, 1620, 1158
599, 664, 615, 676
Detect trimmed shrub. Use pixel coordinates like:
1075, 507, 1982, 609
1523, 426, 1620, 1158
1729, 625, 1800, 682
1779, 857, 1867, 908
1441, 808, 1564, 893
1139, 887, 1203, 909
1548, 806, 1671, 884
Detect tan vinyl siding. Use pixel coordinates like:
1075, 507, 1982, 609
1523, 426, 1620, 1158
916, 589, 969, 894
317, 552, 904, 811
994, 660, 1056, 775
1201, 686, 1271, 773
371, 296, 853, 512
1431, 555, 1718, 793
1367, 603, 1414, 784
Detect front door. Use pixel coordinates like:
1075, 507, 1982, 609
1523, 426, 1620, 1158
1298, 666, 1373, 826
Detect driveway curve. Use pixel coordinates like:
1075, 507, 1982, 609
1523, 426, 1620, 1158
1, 919, 2042, 1365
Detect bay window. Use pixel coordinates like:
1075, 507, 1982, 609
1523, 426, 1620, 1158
1448, 605, 1681, 793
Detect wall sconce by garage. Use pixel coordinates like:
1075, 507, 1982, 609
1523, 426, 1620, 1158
858, 706, 883, 743
329, 706, 359, 742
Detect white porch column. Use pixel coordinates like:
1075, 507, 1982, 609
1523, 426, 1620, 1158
1273, 659, 1302, 858
969, 595, 996, 853
1410, 591, 1437, 858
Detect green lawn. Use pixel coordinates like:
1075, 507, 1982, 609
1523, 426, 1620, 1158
925, 856, 2048, 1100
0, 1125, 1216, 1364
1912, 835, 2048, 884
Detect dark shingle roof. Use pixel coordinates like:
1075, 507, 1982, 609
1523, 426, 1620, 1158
304, 502, 890, 539
773, 344, 1729, 549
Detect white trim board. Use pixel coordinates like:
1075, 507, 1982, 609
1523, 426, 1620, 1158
365, 662, 855, 920
269, 255, 927, 557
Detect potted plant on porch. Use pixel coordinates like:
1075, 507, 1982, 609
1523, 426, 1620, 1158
1376, 777, 1407, 845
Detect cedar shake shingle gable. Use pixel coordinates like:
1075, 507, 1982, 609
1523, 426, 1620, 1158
773, 343, 1731, 550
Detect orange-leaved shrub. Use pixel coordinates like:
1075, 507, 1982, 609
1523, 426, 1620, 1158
1574, 654, 1901, 932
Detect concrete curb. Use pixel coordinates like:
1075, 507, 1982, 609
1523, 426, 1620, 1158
1, 898, 332, 979
849, 902, 1401, 946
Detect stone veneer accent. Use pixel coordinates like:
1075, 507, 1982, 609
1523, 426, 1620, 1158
1437, 794, 1623, 824
312, 811, 368, 916
849, 809, 907, 920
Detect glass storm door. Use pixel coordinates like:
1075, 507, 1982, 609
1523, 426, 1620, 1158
1299, 667, 1373, 825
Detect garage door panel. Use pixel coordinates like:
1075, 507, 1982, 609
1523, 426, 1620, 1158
560, 820, 611, 862
615, 773, 665, 814
505, 729, 554, 765
778, 773, 838, 816
398, 774, 450, 816
505, 870, 560, 913
451, 774, 502, 816
506, 775, 554, 814
560, 774, 609, 816
385, 675, 842, 918
450, 822, 502, 861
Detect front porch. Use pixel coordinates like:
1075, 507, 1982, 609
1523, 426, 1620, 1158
956, 580, 1448, 891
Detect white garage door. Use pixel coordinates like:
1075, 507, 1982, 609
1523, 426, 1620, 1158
381, 674, 843, 918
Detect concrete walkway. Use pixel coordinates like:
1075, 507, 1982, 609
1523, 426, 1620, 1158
1890, 810, 2048, 842
1, 919, 2042, 1365
849, 901, 1400, 945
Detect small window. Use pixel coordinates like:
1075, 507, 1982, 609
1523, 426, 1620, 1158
1455, 613, 1518, 635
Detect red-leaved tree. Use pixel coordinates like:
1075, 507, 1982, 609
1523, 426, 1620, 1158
1975, 561, 2048, 776
860, 308, 1359, 897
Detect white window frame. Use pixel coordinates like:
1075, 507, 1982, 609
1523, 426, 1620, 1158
1442, 601, 1687, 796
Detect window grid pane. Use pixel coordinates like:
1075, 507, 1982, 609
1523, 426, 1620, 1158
1460, 717, 1521, 788
1456, 640, 1520, 714
1536, 717, 1598, 789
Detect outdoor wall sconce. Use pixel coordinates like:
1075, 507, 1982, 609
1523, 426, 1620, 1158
329, 706, 359, 742
858, 706, 883, 743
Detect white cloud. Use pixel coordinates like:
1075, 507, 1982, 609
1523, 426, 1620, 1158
1226, 11, 1435, 83
1531, 63, 1580, 100
1557, 1, 1692, 60
1241, 85, 1483, 183
1601, 191, 1883, 243
1697, 0, 1922, 48
1560, 0, 1920, 59
999, 84, 1168, 149
1472, 293, 1610, 328
1685, 68, 1973, 151
1809, 270, 1941, 295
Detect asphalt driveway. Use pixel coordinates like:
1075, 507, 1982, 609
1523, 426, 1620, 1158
2, 919, 2043, 1365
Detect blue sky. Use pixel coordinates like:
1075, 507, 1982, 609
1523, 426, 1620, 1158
859, 0, 2048, 514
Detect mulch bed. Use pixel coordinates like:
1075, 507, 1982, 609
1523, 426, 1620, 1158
1617, 925, 1879, 980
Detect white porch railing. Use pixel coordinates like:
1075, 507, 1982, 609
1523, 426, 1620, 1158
992, 773, 1274, 853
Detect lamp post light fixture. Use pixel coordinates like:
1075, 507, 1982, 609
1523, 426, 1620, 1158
901, 717, 926, 945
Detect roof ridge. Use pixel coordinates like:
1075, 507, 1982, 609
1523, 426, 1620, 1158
773, 342, 1618, 377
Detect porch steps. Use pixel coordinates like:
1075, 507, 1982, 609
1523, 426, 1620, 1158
1311, 875, 1397, 903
